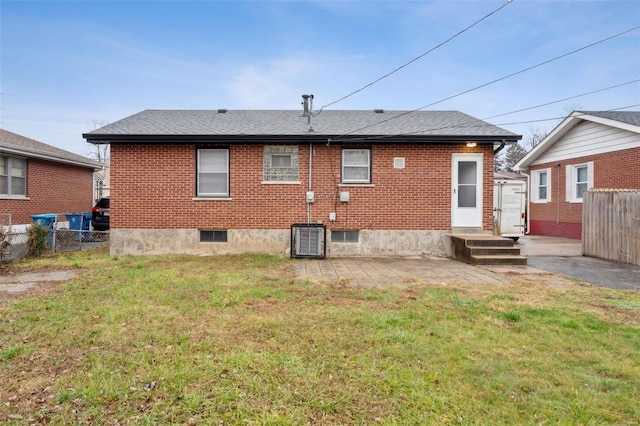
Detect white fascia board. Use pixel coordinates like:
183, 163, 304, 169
576, 113, 640, 134
513, 114, 581, 171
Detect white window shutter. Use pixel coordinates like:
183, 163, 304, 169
587, 161, 594, 190
566, 165, 573, 201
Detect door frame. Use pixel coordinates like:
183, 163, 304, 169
451, 153, 484, 228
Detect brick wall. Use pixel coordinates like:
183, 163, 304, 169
528, 146, 640, 237
0, 158, 95, 225
111, 142, 494, 231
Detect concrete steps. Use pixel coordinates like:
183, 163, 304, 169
451, 235, 527, 266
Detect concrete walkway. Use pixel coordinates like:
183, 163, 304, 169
295, 235, 640, 291
516, 235, 582, 257
297, 256, 513, 288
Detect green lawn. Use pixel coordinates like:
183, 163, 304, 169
1, 247, 638, 425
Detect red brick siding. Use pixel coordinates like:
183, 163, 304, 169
0, 158, 95, 225
111, 143, 494, 231
528, 146, 640, 237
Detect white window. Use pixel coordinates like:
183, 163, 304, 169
0, 156, 27, 197
531, 168, 551, 203
263, 146, 299, 182
197, 149, 229, 197
342, 148, 371, 184
566, 162, 593, 203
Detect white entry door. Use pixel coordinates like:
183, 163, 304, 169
452, 154, 483, 227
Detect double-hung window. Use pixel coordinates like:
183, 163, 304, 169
532, 168, 550, 203
566, 162, 593, 203
197, 149, 229, 197
575, 166, 588, 199
341, 148, 371, 184
0, 156, 27, 197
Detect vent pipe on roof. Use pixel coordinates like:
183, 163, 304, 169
218, 109, 227, 113
302, 94, 314, 117
374, 109, 384, 114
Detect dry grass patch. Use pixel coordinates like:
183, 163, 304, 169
1, 248, 638, 425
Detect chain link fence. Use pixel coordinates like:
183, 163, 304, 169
1, 228, 109, 263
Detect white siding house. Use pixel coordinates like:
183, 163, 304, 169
514, 110, 640, 239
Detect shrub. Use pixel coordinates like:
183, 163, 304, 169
0, 227, 10, 267
27, 223, 49, 258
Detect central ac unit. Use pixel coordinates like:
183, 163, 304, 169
291, 224, 326, 259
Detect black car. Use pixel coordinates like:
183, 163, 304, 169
91, 197, 110, 231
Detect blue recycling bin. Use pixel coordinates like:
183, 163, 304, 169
66, 212, 92, 238
31, 214, 57, 246
82, 212, 92, 234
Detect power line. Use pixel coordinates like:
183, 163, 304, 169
494, 104, 640, 127
330, 25, 640, 141
483, 79, 640, 120
318, 0, 514, 112
330, 104, 640, 144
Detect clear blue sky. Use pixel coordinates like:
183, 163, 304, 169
1, 0, 639, 156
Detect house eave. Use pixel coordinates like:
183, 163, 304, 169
513, 110, 640, 171
0, 146, 101, 170
83, 133, 521, 145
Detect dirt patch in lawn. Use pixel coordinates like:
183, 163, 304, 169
0, 267, 79, 305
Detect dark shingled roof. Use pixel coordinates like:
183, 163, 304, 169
1, 129, 100, 169
84, 109, 521, 143
578, 111, 640, 127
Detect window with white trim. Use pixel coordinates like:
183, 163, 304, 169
531, 168, 551, 203
197, 149, 229, 197
263, 146, 299, 182
0, 156, 27, 197
341, 148, 371, 184
566, 162, 593, 203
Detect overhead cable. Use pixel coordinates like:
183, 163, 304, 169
330, 104, 640, 143
318, 0, 514, 113
483, 79, 640, 120
330, 25, 640, 141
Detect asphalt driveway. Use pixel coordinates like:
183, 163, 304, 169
517, 236, 640, 291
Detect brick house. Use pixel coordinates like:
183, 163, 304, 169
84, 102, 520, 257
514, 110, 640, 239
1, 129, 101, 227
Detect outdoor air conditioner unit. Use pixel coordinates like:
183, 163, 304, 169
291, 223, 326, 259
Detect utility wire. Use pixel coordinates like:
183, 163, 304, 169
330, 104, 640, 143
318, 0, 514, 113
329, 25, 640, 142
494, 104, 640, 127
483, 79, 640, 120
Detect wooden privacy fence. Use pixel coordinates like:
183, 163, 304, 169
583, 189, 640, 266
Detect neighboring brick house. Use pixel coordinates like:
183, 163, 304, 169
1, 129, 101, 227
514, 110, 640, 239
83, 101, 520, 257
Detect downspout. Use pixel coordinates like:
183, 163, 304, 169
308, 142, 313, 223
524, 171, 530, 234
493, 140, 506, 155
556, 163, 561, 224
